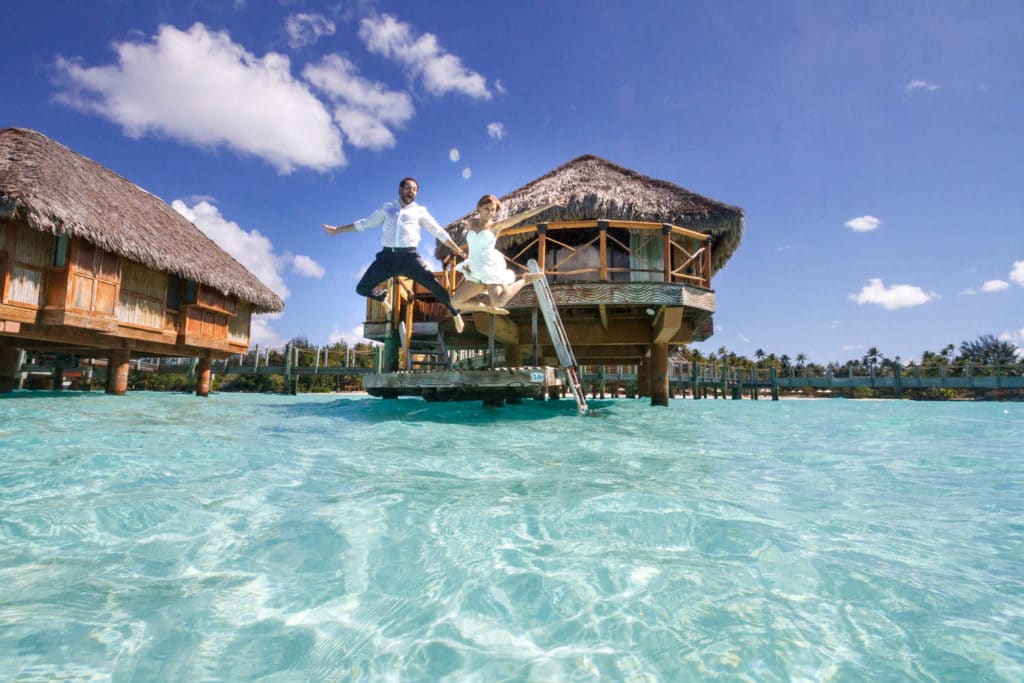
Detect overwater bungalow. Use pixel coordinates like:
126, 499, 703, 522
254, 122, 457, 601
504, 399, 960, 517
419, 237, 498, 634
0, 127, 284, 395
363, 154, 744, 405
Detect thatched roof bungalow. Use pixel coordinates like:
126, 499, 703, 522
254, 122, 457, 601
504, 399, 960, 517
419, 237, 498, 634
438, 154, 743, 272
368, 154, 745, 404
0, 127, 283, 394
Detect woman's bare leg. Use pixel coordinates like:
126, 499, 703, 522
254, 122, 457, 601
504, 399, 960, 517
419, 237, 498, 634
489, 272, 544, 307
451, 281, 486, 310
453, 281, 509, 315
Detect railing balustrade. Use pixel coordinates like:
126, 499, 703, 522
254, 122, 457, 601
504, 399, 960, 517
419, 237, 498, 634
442, 219, 713, 290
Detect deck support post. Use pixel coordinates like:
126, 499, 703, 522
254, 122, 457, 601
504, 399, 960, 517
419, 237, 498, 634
650, 343, 670, 406
598, 220, 609, 281
107, 348, 130, 395
662, 224, 673, 283
637, 355, 651, 397
536, 223, 547, 279
531, 308, 539, 364
0, 344, 19, 393
505, 343, 522, 368
195, 357, 212, 397
770, 368, 779, 400
52, 364, 64, 392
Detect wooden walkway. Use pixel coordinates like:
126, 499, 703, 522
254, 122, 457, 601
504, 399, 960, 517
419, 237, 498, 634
13, 345, 1021, 401
581, 363, 1024, 399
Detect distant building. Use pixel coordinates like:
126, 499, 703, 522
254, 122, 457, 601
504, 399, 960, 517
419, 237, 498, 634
0, 127, 284, 394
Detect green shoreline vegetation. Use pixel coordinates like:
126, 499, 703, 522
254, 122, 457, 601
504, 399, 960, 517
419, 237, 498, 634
17, 334, 1023, 400
680, 334, 1022, 400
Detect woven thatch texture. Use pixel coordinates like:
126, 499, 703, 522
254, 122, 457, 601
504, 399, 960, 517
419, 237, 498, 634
439, 154, 743, 272
0, 128, 283, 312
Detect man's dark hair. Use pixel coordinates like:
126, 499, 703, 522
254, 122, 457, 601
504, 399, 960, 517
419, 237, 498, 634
399, 177, 418, 189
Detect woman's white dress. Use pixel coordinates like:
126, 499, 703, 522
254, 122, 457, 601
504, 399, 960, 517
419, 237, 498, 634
456, 229, 515, 286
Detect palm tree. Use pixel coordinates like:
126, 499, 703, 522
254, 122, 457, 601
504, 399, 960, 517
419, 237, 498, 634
959, 334, 1018, 365
863, 347, 880, 372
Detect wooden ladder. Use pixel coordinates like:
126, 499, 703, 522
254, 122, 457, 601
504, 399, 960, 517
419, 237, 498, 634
527, 259, 588, 414
399, 320, 451, 371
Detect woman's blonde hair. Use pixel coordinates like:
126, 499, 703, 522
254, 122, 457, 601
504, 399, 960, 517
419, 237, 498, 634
477, 194, 502, 210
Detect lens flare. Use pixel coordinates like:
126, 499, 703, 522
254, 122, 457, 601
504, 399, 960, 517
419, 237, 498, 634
449, 148, 460, 162
461, 167, 472, 179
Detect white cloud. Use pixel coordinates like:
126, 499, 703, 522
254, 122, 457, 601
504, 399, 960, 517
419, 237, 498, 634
845, 215, 881, 232
904, 80, 939, 93
775, 244, 792, 253
303, 54, 414, 150
1010, 260, 1024, 287
285, 13, 336, 48
487, 122, 506, 140
249, 314, 287, 349
850, 278, 936, 309
959, 287, 978, 296
981, 279, 1009, 292
421, 253, 442, 272
328, 324, 372, 347
291, 254, 325, 278
358, 14, 491, 99
54, 23, 344, 172
494, 79, 506, 96
172, 199, 291, 299
842, 344, 863, 352
738, 333, 751, 344
998, 329, 1024, 358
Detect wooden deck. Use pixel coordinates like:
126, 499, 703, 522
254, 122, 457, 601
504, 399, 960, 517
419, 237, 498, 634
362, 366, 562, 405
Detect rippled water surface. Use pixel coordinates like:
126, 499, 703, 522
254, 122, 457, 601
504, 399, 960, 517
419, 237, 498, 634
1, 391, 1022, 681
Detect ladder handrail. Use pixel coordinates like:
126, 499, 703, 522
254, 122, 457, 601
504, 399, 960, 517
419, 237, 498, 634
528, 259, 588, 414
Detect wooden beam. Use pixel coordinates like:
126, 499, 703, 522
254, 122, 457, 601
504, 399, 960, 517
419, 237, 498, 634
38, 308, 118, 332
509, 282, 716, 311
653, 306, 684, 344
570, 344, 650, 360
0, 303, 38, 324
598, 303, 608, 329
3, 323, 237, 359
471, 312, 518, 345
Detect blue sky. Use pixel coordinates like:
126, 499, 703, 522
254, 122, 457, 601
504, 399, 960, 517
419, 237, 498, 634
3, 0, 1022, 363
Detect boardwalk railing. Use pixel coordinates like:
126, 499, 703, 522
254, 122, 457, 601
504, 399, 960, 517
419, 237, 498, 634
578, 362, 1024, 399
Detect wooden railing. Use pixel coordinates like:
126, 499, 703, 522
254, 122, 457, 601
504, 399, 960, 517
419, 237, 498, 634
443, 219, 713, 290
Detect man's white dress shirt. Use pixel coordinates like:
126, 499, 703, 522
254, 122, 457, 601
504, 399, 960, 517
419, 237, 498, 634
354, 201, 452, 248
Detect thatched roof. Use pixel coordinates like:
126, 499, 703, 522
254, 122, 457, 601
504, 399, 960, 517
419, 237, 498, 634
439, 154, 744, 272
0, 128, 283, 312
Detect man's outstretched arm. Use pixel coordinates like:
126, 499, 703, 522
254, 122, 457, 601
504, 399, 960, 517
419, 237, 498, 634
323, 223, 357, 236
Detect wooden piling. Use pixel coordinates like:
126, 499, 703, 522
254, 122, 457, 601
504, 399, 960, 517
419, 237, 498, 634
107, 349, 130, 395
0, 344, 19, 393
650, 343, 669, 407
195, 357, 212, 397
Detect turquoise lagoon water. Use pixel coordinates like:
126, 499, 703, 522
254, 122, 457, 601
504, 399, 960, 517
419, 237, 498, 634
0, 391, 1022, 682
